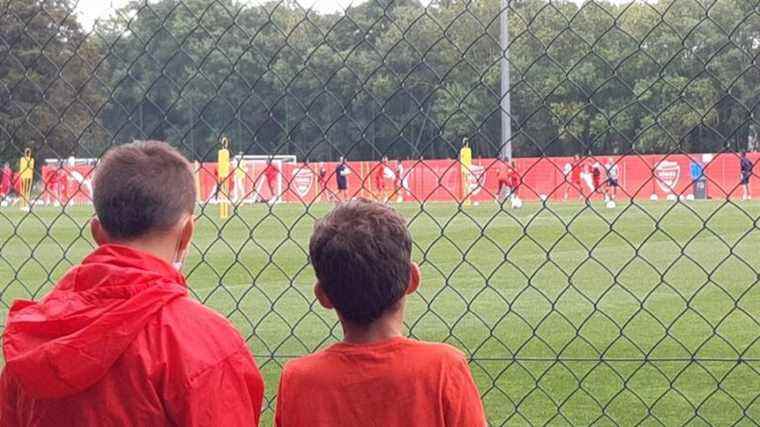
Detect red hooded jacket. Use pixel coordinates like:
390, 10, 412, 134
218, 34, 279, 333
0, 244, 264, 426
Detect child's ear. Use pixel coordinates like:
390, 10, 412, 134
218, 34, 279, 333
90, 218, 109, 246
177, 214, 195, 253
314, 282, 334, 309
406, 263, 421, 295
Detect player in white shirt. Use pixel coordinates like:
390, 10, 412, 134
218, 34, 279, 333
394, 161, 409, 203
563, 161, 572, 201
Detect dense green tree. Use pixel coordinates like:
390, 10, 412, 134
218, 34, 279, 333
5, 0, 758, 164
0, 0, 106, 164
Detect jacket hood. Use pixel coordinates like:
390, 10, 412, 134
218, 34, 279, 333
2, 244, 188, 399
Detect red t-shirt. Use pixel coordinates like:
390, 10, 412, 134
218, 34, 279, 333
275, 337, 486, 427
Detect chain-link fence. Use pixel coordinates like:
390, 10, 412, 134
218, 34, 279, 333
2, 0, 759, 424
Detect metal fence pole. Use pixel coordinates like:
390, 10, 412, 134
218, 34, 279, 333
500, 0, 512, 162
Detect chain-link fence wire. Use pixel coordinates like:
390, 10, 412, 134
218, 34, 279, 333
1, 0, 759, 424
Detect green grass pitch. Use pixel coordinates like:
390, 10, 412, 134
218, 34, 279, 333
0, 200, 758, 425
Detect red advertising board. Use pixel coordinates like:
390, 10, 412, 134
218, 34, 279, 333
40, 153, 760, 206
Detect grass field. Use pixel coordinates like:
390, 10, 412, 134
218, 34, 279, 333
1, 200, 758, 425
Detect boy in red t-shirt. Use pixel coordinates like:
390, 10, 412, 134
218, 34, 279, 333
276, 199, 486, 427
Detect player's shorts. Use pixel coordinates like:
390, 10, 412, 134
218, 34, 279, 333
741, 174, 751, 185
608, 178, 619, 187
374, 179, 385, 190
337, 179, 348, 190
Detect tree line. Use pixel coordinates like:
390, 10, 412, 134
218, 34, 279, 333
2, 0, 758, 165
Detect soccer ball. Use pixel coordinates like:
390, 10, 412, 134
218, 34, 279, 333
511, 197, 523, 209
606, 200, 616, 209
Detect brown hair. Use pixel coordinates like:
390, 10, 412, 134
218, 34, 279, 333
309, 199, 413, 325
93, 141, 195, 240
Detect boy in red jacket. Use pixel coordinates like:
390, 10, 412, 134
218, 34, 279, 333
275, 199, 486, 427
0, 141, 264, 426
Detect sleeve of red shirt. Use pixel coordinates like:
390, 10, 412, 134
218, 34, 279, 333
166, 347, 264, 427
443, 356, 487, 427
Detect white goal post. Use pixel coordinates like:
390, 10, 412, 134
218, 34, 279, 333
228, 154, 297, 204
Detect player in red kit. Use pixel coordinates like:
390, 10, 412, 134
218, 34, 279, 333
508, 161, 520, 199
592, 161, 603, 198
373, 158, 387, 202
317, 163, 330, 202
0, 162, 12, 207
44, 167, 59, 206
496, 161, 511, 202
264, 159, 280, 204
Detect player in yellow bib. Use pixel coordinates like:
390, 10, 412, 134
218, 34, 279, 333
218, 139, 231, 219
459, 139, 472, 206
19, 149, 34, 210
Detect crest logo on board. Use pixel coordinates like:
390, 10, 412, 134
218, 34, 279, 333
655, 160, 681, 193
293, 168, 314, 197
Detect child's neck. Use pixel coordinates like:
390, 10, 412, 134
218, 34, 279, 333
341, 309, 404, 345
110, 237, 175, 265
